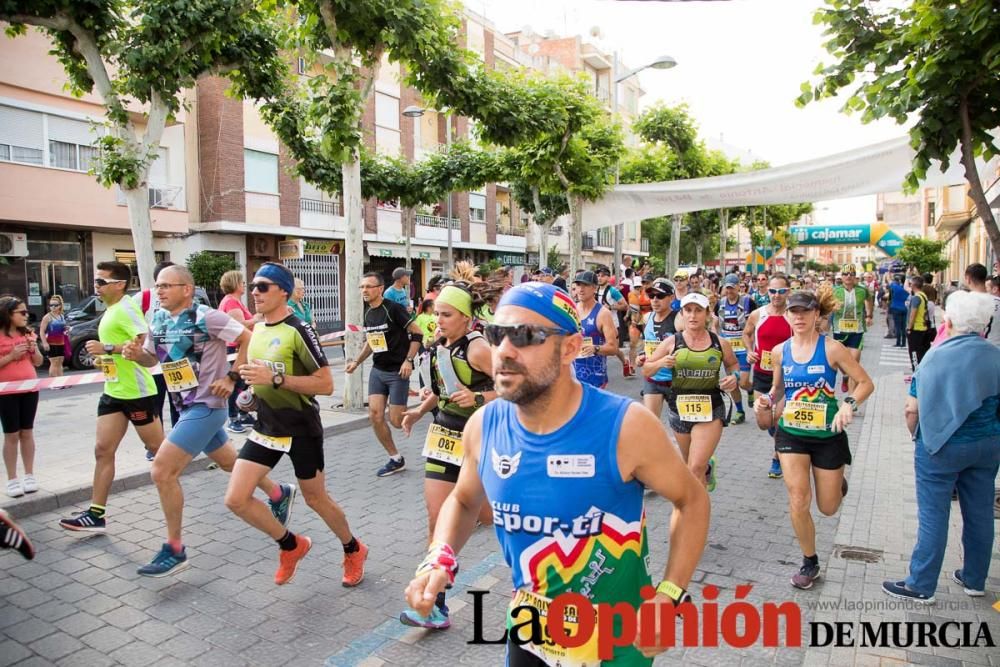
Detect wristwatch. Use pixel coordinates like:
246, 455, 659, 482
272, 371, 285, 389
226, 370, 240, 383
655, 580, 693, 605
405, 357, 414, 365
844, 396, 858, 412
473, 392, 485, 408
103, 343, 115, 354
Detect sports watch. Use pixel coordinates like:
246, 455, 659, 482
272, 371, 285, 389
103, 343, 115, 354
473, 392, 485, 408
844, 396, 858, 412
655, 580, 693, 605
227, 370, 240, 383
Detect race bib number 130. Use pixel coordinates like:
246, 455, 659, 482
161, 358, 199, 392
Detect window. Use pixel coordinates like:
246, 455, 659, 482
49, 140, 79, 170
244, 149, 278, 194
6, 146, 43, 165
374, 92, 399, 130
469, 193, 486, 223
0, 105, 44, 166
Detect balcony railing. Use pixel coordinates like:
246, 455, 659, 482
548, 225, 563, 235
300, 198, 342, 216
498, 225, 527, 237
415, 213, 460, 229
641, 238, 650, 253
582, 234, 595, 250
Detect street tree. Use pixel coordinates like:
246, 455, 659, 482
1, 0, 284, 288
897, 236, 950, 275
798, 0, 1000, 263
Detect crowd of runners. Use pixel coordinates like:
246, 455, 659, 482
1, 257, 998, 665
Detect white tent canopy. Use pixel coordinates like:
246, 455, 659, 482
581, 136, 969, 230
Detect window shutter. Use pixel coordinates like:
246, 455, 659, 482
0, 105, 43, 149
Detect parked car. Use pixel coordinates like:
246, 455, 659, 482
68, 287, 215, 370
65, 291, 138, 325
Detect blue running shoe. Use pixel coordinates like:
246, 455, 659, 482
399, 604, 450, 629
768, 458, 783, 479
137, 543, 189, 577
269, 484, 298, 528
376, 457, 406, 477
705, 456, 717, 493
226, 420, 246, 434
145, 449, 155, 462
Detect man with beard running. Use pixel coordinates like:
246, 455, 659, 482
404, 282, 710, 665
743, 274, 793, 479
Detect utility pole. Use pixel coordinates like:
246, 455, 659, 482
669, 213, 682, 276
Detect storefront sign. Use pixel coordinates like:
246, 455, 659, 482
278, 239, 304, 260
494, 253, 526, 266
303, 240, 342, 255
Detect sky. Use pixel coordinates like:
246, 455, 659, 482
466, 0, 911, 225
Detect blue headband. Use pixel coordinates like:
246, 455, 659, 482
255, 263, 295, 296
497, 282, 581, 334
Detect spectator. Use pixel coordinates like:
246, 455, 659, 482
0, 296, 44, 497
288, 278, 317, 327
414, 299, 437, 347
553, 266, 569, 292
425, 274, 444, 301
888, 274, 909, 347
219, 270, 257, 434
39, 294, 70, 379
883, 290, 1000, 603
965, 263, 1000, 348
384, 267, 413, 311
906, 275, 933, 370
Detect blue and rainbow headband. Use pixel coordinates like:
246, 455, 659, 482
496, 282, 581, 334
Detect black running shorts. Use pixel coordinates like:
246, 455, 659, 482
238, 435, 325, 480
774, 428, 852, 470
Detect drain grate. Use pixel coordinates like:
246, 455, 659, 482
833, 545, 883, 563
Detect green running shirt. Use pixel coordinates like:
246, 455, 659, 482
98, 298, 155, 400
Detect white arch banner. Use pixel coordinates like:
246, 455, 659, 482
581, 136, 968, 230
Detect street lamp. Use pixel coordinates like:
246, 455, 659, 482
612, 53, 677, 279
403, 105, 454, 271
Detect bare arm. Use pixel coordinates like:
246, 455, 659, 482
904, 396, 918, 436
596, 309, 619, 356
742, 310, 759, 363
641, 336, 676, 378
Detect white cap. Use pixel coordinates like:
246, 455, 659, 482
680, 292, 710, 310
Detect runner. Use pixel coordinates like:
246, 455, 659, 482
750, 273, 771, 308
398, 284, 496, 629
571, 270, 619, 389
403, 282, 710, 665
716, 274, 756, 424
638, 278, 677, 419
627, 274, 654, 373
345, 272, 422, 477
831, 264, 873, 393
595, 266, 631, 377
59, 262, 164, 532
224, 262, 368, 586
646, 293, 740, 493
38, 295, 69, 379
134, 260, 179, 433
743, 274, 793, 479
0, 509, 35, 560
753, 288, 874, 590
121, 266, 295, 576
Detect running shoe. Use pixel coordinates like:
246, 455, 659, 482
951, 570, 985, 597
0, 509, 35, 560
21, 475, 37, 494
137, 543, 190, 577
840, 378, 849, 393
6, 479, 23, 498
399, 604, 451, 629
59, 509, 106, 533
705, 456, 717, 493
342, 539, 369, 587
269, 484, 298, 528
623, 360, 632, 378
791, 561, 821, 590
275, 534, 311, 585
731, 411, 746, 425
145, 449, 155, 462
376, 457, 406, 477
768, 458, 782, 479
881, 580, 934, 604
226, 420, 247, 434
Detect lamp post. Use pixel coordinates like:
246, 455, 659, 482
612, 53, 676, 280
403, 105, 453, 272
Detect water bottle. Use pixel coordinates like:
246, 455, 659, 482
236, 387, 257, 413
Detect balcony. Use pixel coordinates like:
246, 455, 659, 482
582, 234, 595, 251
300, 198, 342, 216
299, 197, 346, 233
641, 238, 650, 253
415, 213, 459, 229
498, 225, 527, 237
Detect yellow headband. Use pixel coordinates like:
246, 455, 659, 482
436, 285, 472, 317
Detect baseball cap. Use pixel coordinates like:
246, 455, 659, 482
539, 267, 554, 276
647, 278, 675, 296
573, 270, 598, 286
392, 267, 413, 280
673, 268, 689, 280
787, 291, 819, 311
680, 293, 710, 309
594, 265, 611, 276
640, 274, 654, 284
723, 274, 740, 288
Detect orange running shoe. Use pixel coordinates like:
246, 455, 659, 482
342, 539, 369, 587
274, 534, 311, 585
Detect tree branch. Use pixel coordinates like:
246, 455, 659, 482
0, 13, 70, 30
957, 94, 1000, 254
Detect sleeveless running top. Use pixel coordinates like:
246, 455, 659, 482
717, 297, 750, 342
478, 384, 651, 665
642, 312, 674, 382
45, 315, 67, 343
753, 307, 792, 376
777, 336, 840, 439
670, 331, 725, 409
431, 331, 494, 429
573, 302, 608, 388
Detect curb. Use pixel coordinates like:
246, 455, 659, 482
2, 411, 373, 520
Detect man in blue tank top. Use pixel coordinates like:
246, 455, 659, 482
404, 282, 710, 665
572, 270, 619, 389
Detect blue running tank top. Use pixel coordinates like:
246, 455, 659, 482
573, 302, 608, 388
777, 335, 840, 439
479, 383, 652, 665
642, 312, 673, 382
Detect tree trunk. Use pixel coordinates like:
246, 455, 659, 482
567, 193, 583, 279
719, 208, 728, 273
403, 206, 413, 269
538, 220, 552, 270
958, 98, 1000, 266
342, 155, 365, 410
121, 185, 156, 289
695, 241, 703, 268
669, 213, 682, 276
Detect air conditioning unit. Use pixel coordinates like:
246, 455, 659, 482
0, 232, 28, 257
250, 236, 276, 258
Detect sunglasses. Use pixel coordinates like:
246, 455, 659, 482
154, 282, 188, 291
645, 290, 672, 299
483, 323, 571, 347
49, 303, 60, 308
768, 288, 790, 295
250, 281, 276, 293
94, 278, 126, 287
11, 309, 28, 315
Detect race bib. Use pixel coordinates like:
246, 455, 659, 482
783, 401, 827, 431
578, 336, 594, 358
727, 337, 745, 351
161, 358, 199, 392
837, 319, 860, 333
367, 331, 388, 353
97, 356, 118, 383
676, 394, 713, 422
644, 340, 660, 358
248, 429, 292, 452
760, 350, 773, 371
421, 423, 464, 466
510, 589, 601, 667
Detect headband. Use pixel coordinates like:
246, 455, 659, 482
436, 285, 473, 317
497, 282, 580, 334
255, 263, 295, 296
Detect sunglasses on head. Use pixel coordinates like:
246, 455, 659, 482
94, 277, 126, 287
768, 288, 790, 295
483, 323, 572, 348
250, 281, 276, 293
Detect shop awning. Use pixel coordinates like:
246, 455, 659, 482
367, 242, 441, 261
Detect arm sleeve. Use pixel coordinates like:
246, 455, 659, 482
294, 321, 328, 371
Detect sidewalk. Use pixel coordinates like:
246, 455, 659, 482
1, 355, 394, 519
